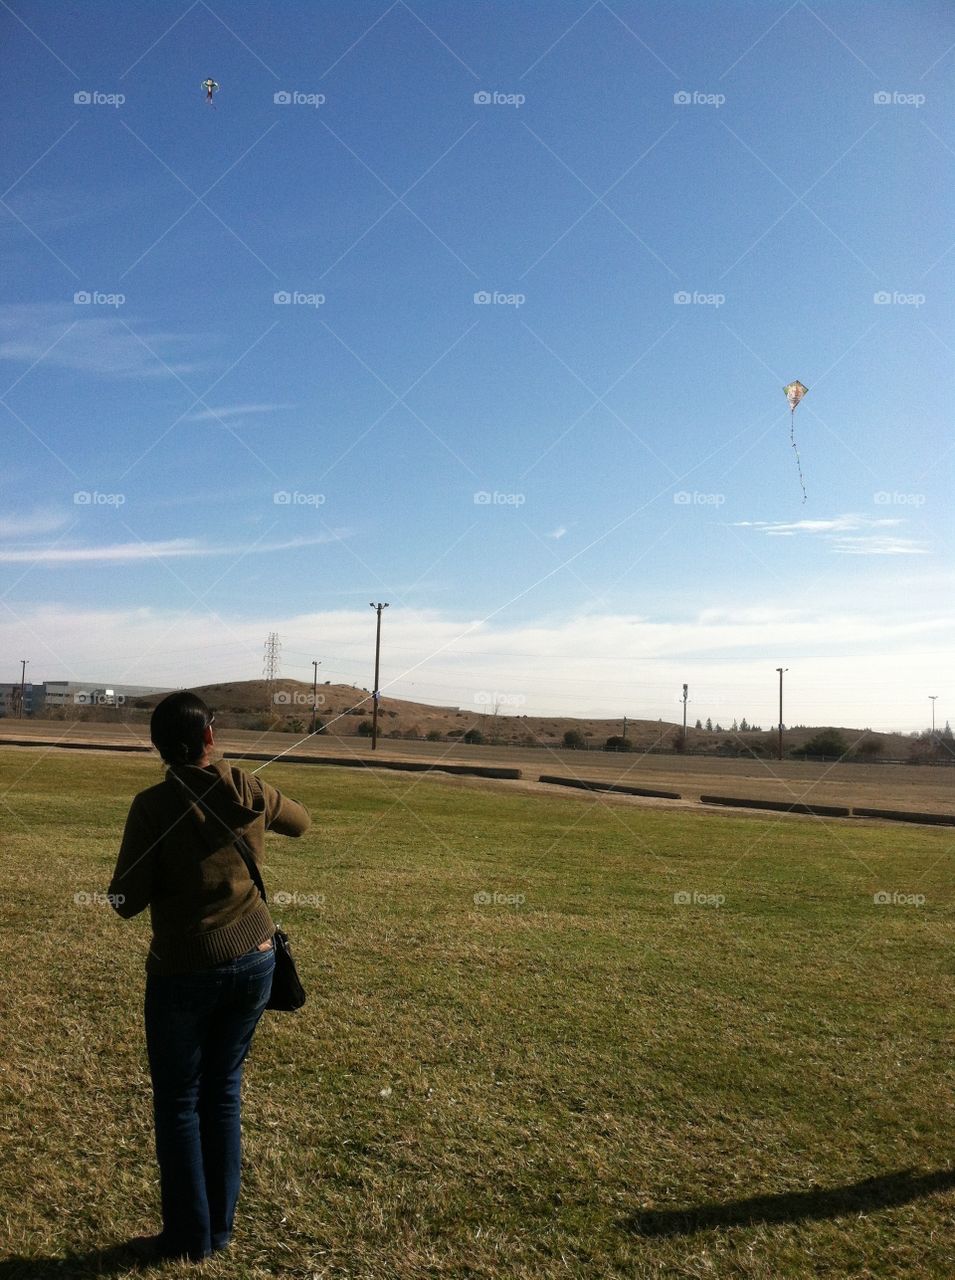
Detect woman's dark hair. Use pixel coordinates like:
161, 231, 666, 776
150, 691, 213, 766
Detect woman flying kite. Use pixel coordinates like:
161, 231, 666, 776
201, 78, 220, 105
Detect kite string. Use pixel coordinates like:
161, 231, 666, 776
246, 695, 375, 775
790, 410, 807, 503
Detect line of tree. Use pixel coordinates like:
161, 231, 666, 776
692, 718, 763, 731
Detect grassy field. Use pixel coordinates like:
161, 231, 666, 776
0, 746, 953, 1279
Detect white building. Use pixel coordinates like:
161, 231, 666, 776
2, 680, 171, 716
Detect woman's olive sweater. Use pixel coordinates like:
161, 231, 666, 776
108, 758, 311, 975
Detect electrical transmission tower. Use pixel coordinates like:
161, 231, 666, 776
263, 632, 282, 707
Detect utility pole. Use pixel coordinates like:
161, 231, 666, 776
622, 714, 628, 743
311, 660, 320, 735
776, 667, 788, 761
369, 602, 388, 751
682, 683, 688, 745
18, 659, 28, 719
929, 695, 938, 738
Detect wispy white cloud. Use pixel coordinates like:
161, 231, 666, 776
731, 513, 927, 555
732, 515, 903, 535
183, 402, 295, 422
0, 531, 349, 564
0, 304, 206, 379
831, 536, 929, 556
1, 186, 139, 235
0, 507, 70, 538
547, 525, 567, 539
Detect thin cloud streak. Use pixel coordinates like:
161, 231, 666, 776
0, 304, 208, 379
732, 513, 928, 555
0, 531, 350, 564
831, 536, 929, 556
0, 507, 70, 538
183, 402, 295, 422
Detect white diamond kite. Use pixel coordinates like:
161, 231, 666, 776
783, 381, 808, 502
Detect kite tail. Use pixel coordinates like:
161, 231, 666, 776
790, 411, 806, 503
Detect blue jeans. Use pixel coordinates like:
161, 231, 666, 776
144, 942, 275, 1259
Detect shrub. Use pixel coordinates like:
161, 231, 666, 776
792, 729, 850, 759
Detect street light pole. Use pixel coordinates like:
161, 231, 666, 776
18, 659, 28, 719
369, 602, 389, 751
776, 667, 788, 761
929, 695, 938, 739
311, 660, 319, 735
682, 683, 688, 746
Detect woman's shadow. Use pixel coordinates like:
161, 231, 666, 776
0, 1241, 167, 1278
623, 1167, 955, 1237
2, 1170, 952, 1274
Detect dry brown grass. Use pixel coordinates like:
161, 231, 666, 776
0, 747, 952, 1278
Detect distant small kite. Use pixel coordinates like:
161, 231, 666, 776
201, 78, 220, 104
783, 380, 808, 502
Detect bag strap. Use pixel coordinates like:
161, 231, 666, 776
168, 769, 268, 905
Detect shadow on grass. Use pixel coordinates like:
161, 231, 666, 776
624, 1167, 955, 1237
0, 1242, 163, 1278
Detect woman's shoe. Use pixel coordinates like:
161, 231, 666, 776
126, 1232, 210, 1262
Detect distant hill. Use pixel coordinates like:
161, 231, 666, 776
114, 679, 916, 758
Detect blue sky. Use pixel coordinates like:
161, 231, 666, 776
1, 0, 952, 731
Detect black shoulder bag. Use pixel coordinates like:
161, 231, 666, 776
170, 771, 306, 1011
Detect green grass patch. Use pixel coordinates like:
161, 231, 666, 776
0, 748, 952, 1278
